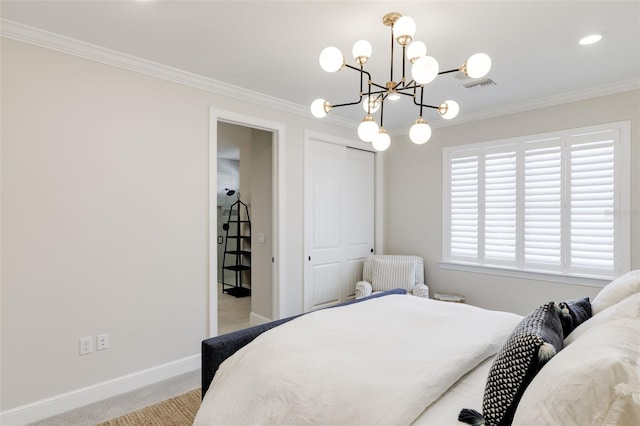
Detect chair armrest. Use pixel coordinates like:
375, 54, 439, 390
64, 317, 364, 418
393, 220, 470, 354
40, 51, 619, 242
355, 281, 373, 299
411, 283, 429, 298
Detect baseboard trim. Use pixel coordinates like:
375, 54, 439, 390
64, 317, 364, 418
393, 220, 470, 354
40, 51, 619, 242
249, 311, 271, 325
0, 354, 200, 426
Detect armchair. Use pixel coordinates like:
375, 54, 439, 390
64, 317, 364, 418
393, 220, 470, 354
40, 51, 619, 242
355, 255, 429, 299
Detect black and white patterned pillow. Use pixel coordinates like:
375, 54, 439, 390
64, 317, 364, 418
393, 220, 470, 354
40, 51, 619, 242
557, 297, 592, 337
459, 302, 564, 426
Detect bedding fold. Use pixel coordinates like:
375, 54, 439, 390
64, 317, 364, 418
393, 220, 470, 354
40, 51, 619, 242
195, 294, 522, 425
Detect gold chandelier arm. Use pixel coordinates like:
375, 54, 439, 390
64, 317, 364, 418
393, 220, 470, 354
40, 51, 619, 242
389, 23, 395, 83
398, 80, 420, 90
412, 86, 438, 116
387, 23, 409, 88
344, 64, 372, 77
370, 82, 387, 91
330, 65, 377, 109
412, 98, 439, 109
438, 68, 460, 75
331, 100, 365, 108
401, 46, 408, 84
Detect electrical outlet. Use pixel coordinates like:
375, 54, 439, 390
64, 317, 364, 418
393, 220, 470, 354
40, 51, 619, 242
97, 333, 109, 351
80, 337, 93, 355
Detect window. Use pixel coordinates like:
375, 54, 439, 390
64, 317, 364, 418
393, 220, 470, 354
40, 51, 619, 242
442, 122, 630, 283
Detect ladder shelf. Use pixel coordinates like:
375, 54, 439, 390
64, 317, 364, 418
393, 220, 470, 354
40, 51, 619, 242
221, 197, 251, 298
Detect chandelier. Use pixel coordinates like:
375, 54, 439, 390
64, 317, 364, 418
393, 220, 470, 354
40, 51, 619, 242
310, 12, 492, 151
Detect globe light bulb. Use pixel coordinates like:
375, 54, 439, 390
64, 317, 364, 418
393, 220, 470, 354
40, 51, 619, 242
387, 89, 401, 101
406, 41, 427, 63
372, 128, 391, 151
362, 95, 381, 113
310, 98, 330, 118
438, 100, 460, 119
357, 115, 379, 142
352, 40, 372, 65
393, 16, 416, 46
463, 53, 491, 78
411, 55, 439, 85
319, 47, 344, 73
409, 118, 432, 144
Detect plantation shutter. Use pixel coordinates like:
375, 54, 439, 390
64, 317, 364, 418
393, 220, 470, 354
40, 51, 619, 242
568, 130, 616, 277
523, 142, 562, 270
449, 154, 479, 260
484, 149, 517, 264
443, 121, 629, 281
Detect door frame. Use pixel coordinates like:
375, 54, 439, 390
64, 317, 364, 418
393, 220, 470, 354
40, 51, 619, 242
209, 109, 286, 337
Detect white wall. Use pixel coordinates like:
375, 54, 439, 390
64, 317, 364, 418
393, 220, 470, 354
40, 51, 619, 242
384, 90, 640, 315
0, 38, 356, 413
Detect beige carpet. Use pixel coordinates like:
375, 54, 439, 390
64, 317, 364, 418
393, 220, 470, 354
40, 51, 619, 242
97, 389, 201, 425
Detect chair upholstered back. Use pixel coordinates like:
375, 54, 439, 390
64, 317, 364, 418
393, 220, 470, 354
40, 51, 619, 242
362, 255, 424, 291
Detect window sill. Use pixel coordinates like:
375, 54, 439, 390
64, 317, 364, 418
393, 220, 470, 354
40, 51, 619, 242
437, 261, 611, 288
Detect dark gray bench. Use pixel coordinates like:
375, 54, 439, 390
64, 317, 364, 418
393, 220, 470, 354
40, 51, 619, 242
201, 288, 406, 397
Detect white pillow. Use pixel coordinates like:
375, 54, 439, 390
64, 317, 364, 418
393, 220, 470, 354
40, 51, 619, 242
592, 269, 640, 315
512, 292, 640, 425
370, 258, 415, 292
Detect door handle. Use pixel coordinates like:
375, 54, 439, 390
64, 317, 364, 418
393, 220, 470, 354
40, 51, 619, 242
218, 236, 223, 245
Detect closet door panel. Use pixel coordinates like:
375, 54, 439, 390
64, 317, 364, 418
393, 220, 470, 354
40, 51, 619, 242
342, 148, 375, 300
304, 139, 375, 311
304, 140, 345, 311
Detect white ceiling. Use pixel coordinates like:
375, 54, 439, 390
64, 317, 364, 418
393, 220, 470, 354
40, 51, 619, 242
2, 1, 639, 134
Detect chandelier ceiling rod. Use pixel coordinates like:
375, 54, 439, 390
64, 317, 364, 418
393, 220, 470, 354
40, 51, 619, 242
310, 12, 492, 151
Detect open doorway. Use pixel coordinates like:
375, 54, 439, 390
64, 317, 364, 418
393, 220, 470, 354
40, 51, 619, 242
209, 109, 284, 337
216, 122, 272, 335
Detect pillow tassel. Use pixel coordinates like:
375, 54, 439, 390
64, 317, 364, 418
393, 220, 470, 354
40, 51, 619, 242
537, 342, 557, 369
458, 408, 486, 425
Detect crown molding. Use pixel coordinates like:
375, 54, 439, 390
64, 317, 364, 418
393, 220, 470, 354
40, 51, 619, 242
2, 19, 637, 139
440, 78, 640, 128
0, 19, 356, 130
389, 77, 640, 136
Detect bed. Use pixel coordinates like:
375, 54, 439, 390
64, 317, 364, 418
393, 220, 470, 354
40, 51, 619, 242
196, 271, 640, 425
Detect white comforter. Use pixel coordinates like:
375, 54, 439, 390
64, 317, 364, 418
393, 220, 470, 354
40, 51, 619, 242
195, 294, 522, 425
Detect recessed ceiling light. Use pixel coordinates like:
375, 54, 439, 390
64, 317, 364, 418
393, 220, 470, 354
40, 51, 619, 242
579, 34, 603, 45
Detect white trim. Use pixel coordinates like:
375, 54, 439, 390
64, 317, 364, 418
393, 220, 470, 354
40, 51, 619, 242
0, 19, 351, 130
272, 127, 287, 320
208, 117, 219, 337
3, 19, 638, 139
437, 261, 610, 288
390, 78, 640, 135
209, 109, 286, 335
0, 354, 200, 426
616, 122, 632, 276
249, 311, 271, 326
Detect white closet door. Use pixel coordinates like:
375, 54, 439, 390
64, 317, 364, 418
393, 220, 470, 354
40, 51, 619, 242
342, 147, 375, 300
304, 139, 374, 311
